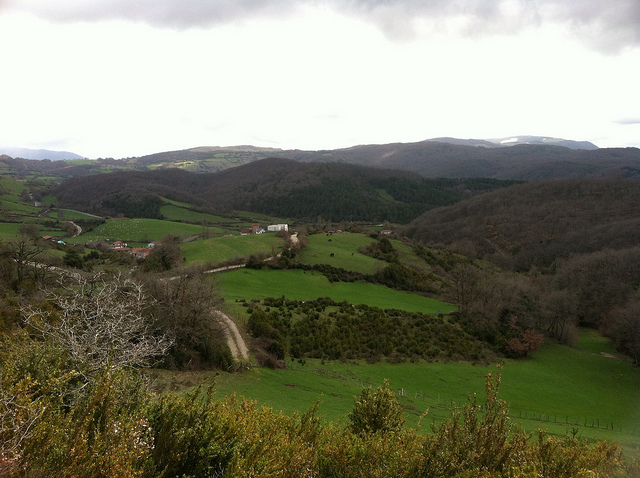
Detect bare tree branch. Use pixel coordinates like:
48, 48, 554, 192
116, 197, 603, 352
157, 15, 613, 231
21, 273, 173, 375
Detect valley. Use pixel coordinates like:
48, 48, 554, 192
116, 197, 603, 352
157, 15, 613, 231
1, 138, 639, 475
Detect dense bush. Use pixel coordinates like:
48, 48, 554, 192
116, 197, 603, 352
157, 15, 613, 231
2, 342, 634, 477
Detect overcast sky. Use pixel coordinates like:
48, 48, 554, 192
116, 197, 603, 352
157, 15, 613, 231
1, 0, 639, 158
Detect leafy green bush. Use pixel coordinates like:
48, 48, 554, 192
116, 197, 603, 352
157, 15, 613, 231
347, 380, 406, 436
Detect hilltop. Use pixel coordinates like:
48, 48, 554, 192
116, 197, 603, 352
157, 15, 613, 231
0, 146, 84, 161
3, 137, 638, 180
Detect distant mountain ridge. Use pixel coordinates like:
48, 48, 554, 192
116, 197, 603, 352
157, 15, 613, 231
0, 146, 84, 161
3, 136, 639, 181
127, 136, 634, 181
487, 136, 599, 150
428, 136, 599, 150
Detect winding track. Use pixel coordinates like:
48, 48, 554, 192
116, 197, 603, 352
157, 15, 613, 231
214, 310, 249, 362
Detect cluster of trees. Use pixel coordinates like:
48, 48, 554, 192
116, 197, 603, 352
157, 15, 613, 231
246, 297, 495, 365
407, 177, 640, 361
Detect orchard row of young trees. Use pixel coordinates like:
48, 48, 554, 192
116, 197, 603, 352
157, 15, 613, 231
246, 297, 497, 366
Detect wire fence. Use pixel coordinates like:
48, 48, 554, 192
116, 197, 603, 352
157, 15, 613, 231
395, 386, 640, 437
283, 362, 640, 438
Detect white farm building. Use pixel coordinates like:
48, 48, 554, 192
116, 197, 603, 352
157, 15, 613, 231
267, 224, 288, 232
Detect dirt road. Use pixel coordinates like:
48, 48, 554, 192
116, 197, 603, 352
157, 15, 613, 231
214, 310, 249, 362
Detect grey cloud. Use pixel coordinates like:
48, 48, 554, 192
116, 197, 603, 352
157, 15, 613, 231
2, 0, 297, 29
336, 0, 640, 53
4, 0, 640, 52
614, 118, 640, 125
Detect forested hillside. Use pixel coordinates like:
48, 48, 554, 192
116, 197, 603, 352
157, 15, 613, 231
405, 176, 640, 361
52, 158, 518, 222
404, 177, 640, 269
286, 142, 640, 179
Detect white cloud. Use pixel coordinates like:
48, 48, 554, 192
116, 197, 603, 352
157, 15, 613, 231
0, 2, 638, 157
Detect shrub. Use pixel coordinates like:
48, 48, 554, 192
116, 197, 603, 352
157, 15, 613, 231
347, 379, 405, 436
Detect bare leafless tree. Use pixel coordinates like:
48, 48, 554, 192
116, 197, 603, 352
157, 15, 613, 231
21, 273, 173, 376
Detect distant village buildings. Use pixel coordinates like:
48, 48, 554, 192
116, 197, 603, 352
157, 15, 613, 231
105, 240, 159, 258
241, 224, 265, 235
241, 223, 288, 235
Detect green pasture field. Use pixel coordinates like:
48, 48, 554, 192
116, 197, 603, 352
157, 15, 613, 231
0, 176, 26, 195
234, 211, 289, 224
160, 197, 193, 209
67, 218, 205, 243
376, 188, 396, 201
0, 200, 40, 215
298, 233, 388, 274
182, 234, 284, 266
219, 268, 456, 315
0, 222, 23, 239
206, 329, 640, 452
39, 195, 58, 205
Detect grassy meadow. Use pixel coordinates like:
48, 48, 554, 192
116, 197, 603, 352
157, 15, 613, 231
219, 268, 456, 315
200, 329, 640, 453
0, 222, 25, 239
297, 232, 388, 274
181, 234, 284, 265
182, 234, 285, 266
67, 218, 206, 243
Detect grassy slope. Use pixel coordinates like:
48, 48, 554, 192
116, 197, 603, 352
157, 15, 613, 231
0, 222, 24, 239
219, 268, 456, 314
297, 233, 387, 274
182, 234, 284, 266
55, 209, 100, 220
66, 218, 206, 243
207, 329, 640, 452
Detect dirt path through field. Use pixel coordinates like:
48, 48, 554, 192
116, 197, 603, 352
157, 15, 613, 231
214, 310, 249, 362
